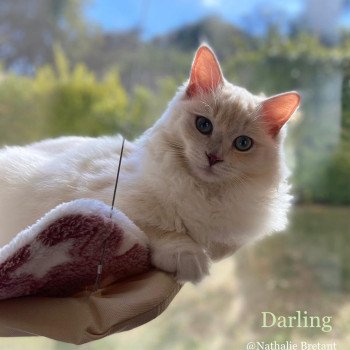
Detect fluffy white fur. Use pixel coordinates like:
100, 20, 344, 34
0, 45, 299, 283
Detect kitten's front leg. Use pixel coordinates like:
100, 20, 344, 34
145, 228, 210, 283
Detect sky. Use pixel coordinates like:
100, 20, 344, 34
84, 0, 305, 38
84, 0, 350, 41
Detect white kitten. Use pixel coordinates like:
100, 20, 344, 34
0, 45, 300, 283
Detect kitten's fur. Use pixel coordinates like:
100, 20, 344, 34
0, 45, 300, 283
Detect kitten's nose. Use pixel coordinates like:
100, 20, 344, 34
206, 153, 223, 167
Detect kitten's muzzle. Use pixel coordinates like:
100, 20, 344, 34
206, 152, 223, 167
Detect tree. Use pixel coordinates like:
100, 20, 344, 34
318, 61, 350, 204
0, 0, 93, 73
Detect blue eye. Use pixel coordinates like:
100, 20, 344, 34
196, 116, 213, 135
234, 135, 253, 151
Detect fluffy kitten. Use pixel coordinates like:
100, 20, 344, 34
0, 45, 300, 283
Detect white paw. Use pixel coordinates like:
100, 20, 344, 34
151, 241, 210, 283
175, 249, 210, 283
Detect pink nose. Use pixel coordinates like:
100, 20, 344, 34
206, 153, 223, 167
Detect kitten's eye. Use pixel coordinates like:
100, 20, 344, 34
196, 116, 213, 135
234, 135, 253, 152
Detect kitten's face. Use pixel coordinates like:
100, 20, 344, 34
163, 45, 300, 185
175, 85, 276, 183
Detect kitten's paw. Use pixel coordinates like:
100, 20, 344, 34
175, 249, 210, 284
151, 241, 210, 284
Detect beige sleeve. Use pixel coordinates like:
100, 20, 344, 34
0, 270, 181, 345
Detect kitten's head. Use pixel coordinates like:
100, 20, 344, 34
161, 44, 300, 185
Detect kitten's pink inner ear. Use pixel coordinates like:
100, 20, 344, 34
187, 45, 223, 97
261, 92, 301, 136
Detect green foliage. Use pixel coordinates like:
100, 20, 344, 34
292, 61, 350, 205
116, 85, 153, 140
43, 46, 129, 137
0, 48, 131, 145
312, 63, 350, 205
0, 0, 92, 72
0, 47, 179, 146
341, 62, 350, 143
321, 146, 350, 204
0, 72, 46, 144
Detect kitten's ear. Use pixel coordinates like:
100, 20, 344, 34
260, 92, 301, 136
186, 45, 223, 97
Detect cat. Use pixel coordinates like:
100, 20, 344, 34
0, 45, 300, 283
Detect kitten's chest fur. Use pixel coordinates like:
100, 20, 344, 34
118, 141, 263, 253
120, 170, 238, 254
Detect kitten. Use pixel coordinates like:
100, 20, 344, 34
0, 45, 300, 283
